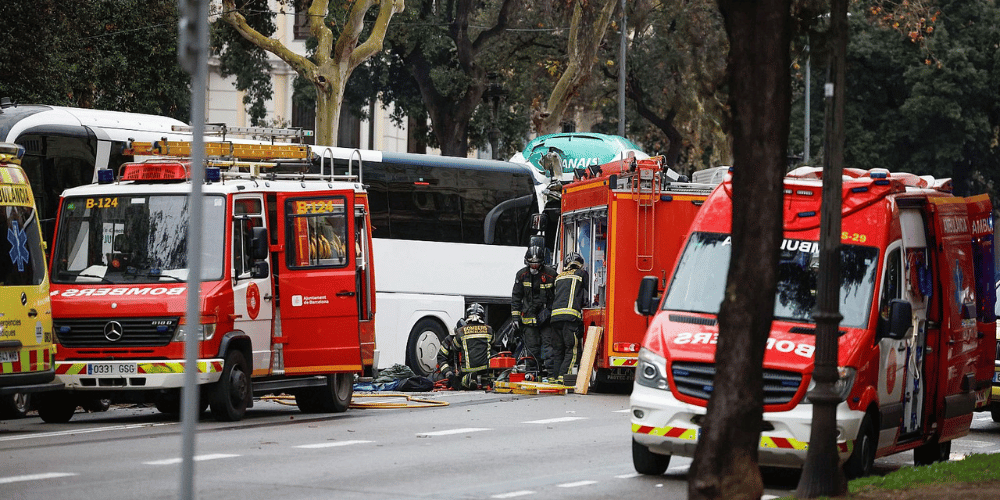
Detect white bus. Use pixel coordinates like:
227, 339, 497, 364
312, 146, 542, 375
0, 99, 192, 245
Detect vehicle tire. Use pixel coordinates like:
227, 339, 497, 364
589, 368, 609, 393
0, 393, 30, 419
319, 373, 354, 413
82, 397, 111, 413
210, 350, 251, 422
843, 413, 876, 479
35, 392, 78, 424
632, 437, 671, 475
913, 438, 951, 466
406, 318, 446, 376
991, 405, 1000, 423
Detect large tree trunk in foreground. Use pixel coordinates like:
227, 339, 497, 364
688, 1, 792, 499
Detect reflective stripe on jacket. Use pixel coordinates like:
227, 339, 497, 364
551, 267, 588, 322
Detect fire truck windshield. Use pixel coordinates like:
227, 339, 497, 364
51, 194, 227, 284
663, 232, 879, 329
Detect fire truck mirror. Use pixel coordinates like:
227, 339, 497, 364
251, 261, 270, 280
635, 276, 659, 316
885, 299, 912, 340
251, 227, 269, 260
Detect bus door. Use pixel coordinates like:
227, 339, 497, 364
278, 193, 362, 374
231, 195, 274, 375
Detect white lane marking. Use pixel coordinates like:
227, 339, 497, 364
761, 495, 781, 500
491, 491, 535, 498
667, 465, 689, 474
613, 409, 630, 413
0, 422, 176, 442
616, 472, 640, 479
295, 440, 372, 449
416, 427, 491, 437
522, 417, 587, 424
144, 454, 240, 465
558, 480, 598, 488
0, 472, 78, 484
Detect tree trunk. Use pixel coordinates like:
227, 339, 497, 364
313, 82, 342, 147
689, 1, 791, 499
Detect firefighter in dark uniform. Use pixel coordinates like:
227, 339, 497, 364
550, 252, 588, 381
511, 245, 556, 375
437, 303, 496, 390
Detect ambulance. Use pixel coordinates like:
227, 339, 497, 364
35, 133, 376, 423
0, 142, 61, 418
630, 167, 995, 477
556, 156, 718, 390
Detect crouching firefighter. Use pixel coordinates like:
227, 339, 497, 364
438, 303, 497, 390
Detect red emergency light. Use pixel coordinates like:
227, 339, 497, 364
120, 161, 191, 182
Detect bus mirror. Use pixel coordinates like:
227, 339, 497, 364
886, 299, 912, 340
251, 261, 269, 280
251, 227, 268, 260
635, 276, 659, 316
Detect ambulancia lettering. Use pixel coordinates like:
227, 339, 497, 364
971, 217, 992, 236
941, 216, 969, 234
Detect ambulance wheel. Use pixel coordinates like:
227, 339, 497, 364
406, 318, 446, 376
210, 350, 251, 422
843, 413, 876, 479
0, 393, 30, 419
35, 392, 78, 424
991, 406, 1000, 423
913, 438, 951, 466
632, 438, 671, 475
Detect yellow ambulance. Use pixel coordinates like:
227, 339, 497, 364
0, 142, 59, 418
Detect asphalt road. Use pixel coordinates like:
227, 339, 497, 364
2, 389, 1000, 500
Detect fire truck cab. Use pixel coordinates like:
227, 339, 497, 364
557, 156, 719, 389
631, 167, 995, 477
37, 132, 376, 422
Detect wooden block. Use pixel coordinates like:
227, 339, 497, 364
574, 326, 604, 395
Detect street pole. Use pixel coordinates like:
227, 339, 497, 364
617, 0, 626, 137
177, 1, 206, 499
804, 34, 811, 164
796, 0, 848, 497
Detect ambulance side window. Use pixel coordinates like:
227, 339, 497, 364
878, 246, 902, 337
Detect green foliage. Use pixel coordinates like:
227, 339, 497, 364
849, 453, 1000, 493
211, 0, 276, 126
0, 0, 190, 120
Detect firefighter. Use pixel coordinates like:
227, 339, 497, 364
438, 303, 496, 390
511, 245, 556, 375
550, 252, 588, 381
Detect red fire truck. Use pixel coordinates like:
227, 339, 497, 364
631, 166, 995, 477
557, 156, 719, 390
35, 135, 376, 422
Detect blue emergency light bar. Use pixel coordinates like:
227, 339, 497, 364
97, 169, 115, 184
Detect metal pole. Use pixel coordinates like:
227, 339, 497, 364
617, 0, 626, 137
804, 34, 811, 164
795, 1, 848, 497
177, 1, 207, 499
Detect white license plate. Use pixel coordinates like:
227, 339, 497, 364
0, 351, 19, 363
87, 363, 137, 375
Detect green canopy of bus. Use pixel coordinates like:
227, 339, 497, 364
509, 132, 649, 179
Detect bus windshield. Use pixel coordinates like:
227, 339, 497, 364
663, 232, 879, 329
52, 194, 226, 284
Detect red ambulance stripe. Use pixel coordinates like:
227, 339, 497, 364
664, 427, 688, 438
771, 437, 793, 449
636, 426, 654, 435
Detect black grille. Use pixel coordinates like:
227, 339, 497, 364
668, 314, 717, 326
671, 361, 803, 405
55, 317, 179, 347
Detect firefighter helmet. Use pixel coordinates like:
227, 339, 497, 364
524, 245, 544, 266
564, 252, 584, 269
465, 303, 485, 323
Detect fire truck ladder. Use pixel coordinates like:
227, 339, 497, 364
632, 166, 660, 272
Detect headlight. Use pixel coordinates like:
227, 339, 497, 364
636, 347, 670, 391
806, 366, 857, 402
173, 323, 217, 342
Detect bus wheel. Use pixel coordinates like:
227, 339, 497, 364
36, 392, 78, 424
406, 318, 445, 376
632, 438, 671, 475
843, 413, 876, 478
0, 393, 30, 419
914, 438, 951, 466
210, 350, 251, 422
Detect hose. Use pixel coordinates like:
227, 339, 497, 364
259, 393, 449, 409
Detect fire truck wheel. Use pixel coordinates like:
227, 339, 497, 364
632, 438, 671, 475
913, 438, 952, 466
320, 373, 353, 413
210, 350, 251, 422
406, 318, 446, 376
843, 413, 876, 479
35, 392, 78, 424
0, 393, 30, 419
991, 406, 1000, 423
